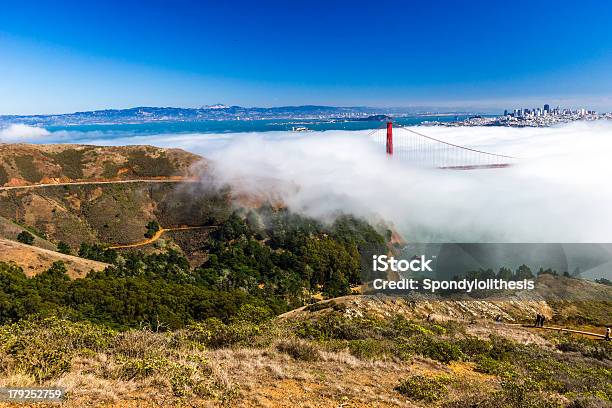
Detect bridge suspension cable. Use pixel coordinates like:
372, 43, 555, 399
368, 122, 518, 170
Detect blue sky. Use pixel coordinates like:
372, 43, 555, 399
1, 0, 611, 114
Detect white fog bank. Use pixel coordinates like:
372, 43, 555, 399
201, 122, 612, 243
2, 121, 611, 242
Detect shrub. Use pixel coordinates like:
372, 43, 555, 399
395, 375, 449, 402
231, 304, 273, 325
556, 337, 612, 361
493, 378, 562, 408
474, 355, 517, 378
348, 339, 388, 360
304, 300, 337, 313
294, 314, 385, 341
183, 318, 260, 348
276, 338, 320, 361
57, 241, 72, 255
456, 336, 491, 357
17, 230, 34, 245
116, 355, 170, 380
0, 317, 116, 382
406, 336, 466, 364
145, 220, 161, 239
389, 317, 435, 337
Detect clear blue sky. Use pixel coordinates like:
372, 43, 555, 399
1, 0, 611, 114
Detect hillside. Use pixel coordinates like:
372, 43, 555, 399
0, 144, 609, 407
281, 274, 612, 326
0, 238, 108, 278
0, 144, 220, 259
0, 143, 201, 187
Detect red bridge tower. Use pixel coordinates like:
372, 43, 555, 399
386, 121, 393, 155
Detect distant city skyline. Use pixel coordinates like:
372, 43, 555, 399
1, 0, 612, 115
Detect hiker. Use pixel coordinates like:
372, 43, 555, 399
541, 315, 546, 327
535, 314, 541, 327
606, 327, 611, 341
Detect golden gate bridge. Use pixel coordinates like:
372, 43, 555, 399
369, 122, 518, 170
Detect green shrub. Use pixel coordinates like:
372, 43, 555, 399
390, 317, 435, 337
556, 337, 612, 361
0, 317, 116, 382
294, 314, 385, 341
144, 220, 161, 239
456, 336, 492, 357
183, 318, 260, 348
348, 339, 388, 360
16, 230, 34, 245
406, 336, 466, 364
395, 375, 449, 402
493, 378, 562, 408
116, 355, 170, 380
102, 161, 120, 178
474, 355, 517, 378
304, 300, 337, 313
56, 241, 72, 255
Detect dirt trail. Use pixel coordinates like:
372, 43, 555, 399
108, 226, 213, 249
524, 324, 607, 339
0, 178, 197, 191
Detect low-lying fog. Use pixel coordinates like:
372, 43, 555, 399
2, 121, 612, 243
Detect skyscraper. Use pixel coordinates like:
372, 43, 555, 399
544, 104, 550, 113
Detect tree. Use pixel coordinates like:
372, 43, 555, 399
515, 264, 534, 280
595, 278, 612, 286
57, 241, 72, 255
144, 220, 161, 239
17, 231, 34, 245
497, 267, 513, 280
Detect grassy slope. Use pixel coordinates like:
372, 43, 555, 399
0, 238, 108, 278
0, 144, 201, 186
0, 304, 609, 408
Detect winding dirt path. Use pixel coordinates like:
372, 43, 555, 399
0, 178, 198, 192
108, 226, 214, 249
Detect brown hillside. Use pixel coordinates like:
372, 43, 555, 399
0, 179, 230, 254
281, 275, 612, 326
0, 143, 201, 187
0, 238, 108, 278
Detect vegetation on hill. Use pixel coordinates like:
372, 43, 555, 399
0, 209, 385, 329
0, 308, 609, 406
0, 144, 200, 187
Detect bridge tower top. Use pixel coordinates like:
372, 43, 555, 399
386, 121, 393, 155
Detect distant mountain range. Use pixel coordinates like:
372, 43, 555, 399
0, 105, 480, 126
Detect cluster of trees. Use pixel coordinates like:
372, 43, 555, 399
78, 243, 118, 264
464, 265, 576, 281
0, 209, 387, 329
198, 210, 385, 300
